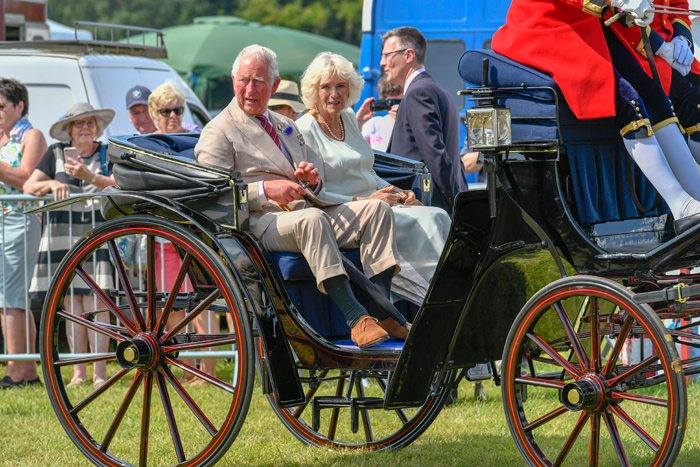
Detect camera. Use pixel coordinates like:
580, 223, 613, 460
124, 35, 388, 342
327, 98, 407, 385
370, 98, 401, 112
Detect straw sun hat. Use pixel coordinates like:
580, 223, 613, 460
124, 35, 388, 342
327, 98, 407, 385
268, 80, 306, 113
49, 102, 115, 142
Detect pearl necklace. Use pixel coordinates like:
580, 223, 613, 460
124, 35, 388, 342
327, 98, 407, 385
315, 107, 345, 141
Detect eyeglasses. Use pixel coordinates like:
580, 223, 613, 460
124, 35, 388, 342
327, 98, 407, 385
158, 106, 184, 117
73, 120, 96, 129
380, 48, 408, 60
0, 102, 15, 110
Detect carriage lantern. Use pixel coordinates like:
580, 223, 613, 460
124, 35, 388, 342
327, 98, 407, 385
464, 58, 512, 149
466, 106, 511, 149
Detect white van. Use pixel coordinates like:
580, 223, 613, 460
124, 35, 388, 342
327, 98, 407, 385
0, 22, 210, 143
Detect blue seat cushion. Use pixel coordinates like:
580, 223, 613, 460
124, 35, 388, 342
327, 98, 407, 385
132, 133, 198, 160
458, 49, 620, 145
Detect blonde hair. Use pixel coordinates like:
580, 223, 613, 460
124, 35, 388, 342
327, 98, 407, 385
148, 82, 185, 122
300, 52, 364, 109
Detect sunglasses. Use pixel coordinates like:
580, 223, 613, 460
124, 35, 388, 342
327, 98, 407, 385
73, 120, 96, 129
158, 106, 185, 117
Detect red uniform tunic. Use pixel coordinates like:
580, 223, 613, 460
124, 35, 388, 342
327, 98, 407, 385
492, 0, 616, 120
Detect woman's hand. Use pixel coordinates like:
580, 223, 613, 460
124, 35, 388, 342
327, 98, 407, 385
357, 185, 401, 206
355, 97, 375, 131
64, 154, 94, 182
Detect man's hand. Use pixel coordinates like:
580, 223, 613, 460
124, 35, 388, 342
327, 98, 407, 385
295, 161, 320, 186
263, 180, 306, 205
610, 0, 654, 27
672, 37, 695, 67
656, 41, 692, 76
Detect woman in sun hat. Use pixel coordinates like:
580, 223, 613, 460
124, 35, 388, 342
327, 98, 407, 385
268, 80, 306, 120
23, 102, 117, 389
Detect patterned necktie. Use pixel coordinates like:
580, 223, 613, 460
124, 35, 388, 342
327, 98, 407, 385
256, 115, 282, 151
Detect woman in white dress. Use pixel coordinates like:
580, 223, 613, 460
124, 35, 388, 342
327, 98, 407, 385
297, 52, 451, 304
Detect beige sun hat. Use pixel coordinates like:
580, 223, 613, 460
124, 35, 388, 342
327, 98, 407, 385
49, 102, 116, 142
268, 80, 306, 113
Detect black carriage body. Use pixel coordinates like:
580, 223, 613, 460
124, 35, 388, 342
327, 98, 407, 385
385, 49, 700, 407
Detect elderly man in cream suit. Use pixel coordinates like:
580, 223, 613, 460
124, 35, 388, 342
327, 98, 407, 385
195, 45, 408, 348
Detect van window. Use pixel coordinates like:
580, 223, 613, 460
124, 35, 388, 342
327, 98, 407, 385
425, 39, 466, 110
25, 84, 78, 138
187, 103, 210, 128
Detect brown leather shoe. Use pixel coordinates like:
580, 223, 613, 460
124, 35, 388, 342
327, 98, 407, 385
378, 318, 411, 340
351, 316, 389, 348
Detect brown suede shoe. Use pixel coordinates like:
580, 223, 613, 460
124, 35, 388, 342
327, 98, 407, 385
378, 318, 411, 340
351, 316, 389, 348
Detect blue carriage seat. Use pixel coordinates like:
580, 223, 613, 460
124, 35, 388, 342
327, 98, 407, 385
458, 49, 669, 226
123, 133, 417, 340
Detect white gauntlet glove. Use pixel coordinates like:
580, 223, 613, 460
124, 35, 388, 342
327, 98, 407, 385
656, 40, 693, 76
611, 0, 655, 27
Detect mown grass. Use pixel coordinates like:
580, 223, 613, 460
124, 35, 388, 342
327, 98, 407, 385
2, 364, 700, 466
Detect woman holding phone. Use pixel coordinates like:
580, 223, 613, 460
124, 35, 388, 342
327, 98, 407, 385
23, 102, 117, 389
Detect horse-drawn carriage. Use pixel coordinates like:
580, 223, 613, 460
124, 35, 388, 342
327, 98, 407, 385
34, 48, 700, 467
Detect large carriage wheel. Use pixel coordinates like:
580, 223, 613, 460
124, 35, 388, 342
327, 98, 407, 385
260, 342, 453, 450
40, 216, 254, 467
502, 276, 686, 467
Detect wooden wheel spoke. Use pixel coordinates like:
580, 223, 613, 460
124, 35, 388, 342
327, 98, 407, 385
327, 371, 346, 441
292, 369, 330, 419
56, 352, 115, 367
57, 310, 126, 342
147, 236, 157, 331
603, 316, 634, 377
70, 369, 131, 415
155, 252, 194, 334
160, 366, 218, 436
165, 356, 234, 393
100, 372, 144, 452
161, 334, 238, 353
524, 406, 568, 432
107, 239, 146, 332
553, 412, 588, 467
590, 413, 600, 467
156, 371, 186, 463
603, 409, 631, 467
607, 354, 661, 387
610, 391, 668, 407
74, 266, 139, 335
609, 404, 659, 451
139, 373, 154, 467
162, 289, 222, 342
515, 376, 567, 389
588, 297, 600, 372
526, 332, 581, 379
554, 301, 590, 370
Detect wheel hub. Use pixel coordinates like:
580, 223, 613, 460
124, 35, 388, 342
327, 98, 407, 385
116, 334, 160, 371
561, 375, 605, 412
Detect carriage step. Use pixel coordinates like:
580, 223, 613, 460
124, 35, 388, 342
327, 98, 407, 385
311, 396, 384, 433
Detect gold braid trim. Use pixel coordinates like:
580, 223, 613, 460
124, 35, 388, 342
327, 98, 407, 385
684, 123, 700, 136
652, 117, 681, 132
672, 18, 692, 32
582, 0, 605, 17
620, 118, 652, 137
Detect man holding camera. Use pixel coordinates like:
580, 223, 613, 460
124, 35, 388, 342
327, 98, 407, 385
356, 77, 403, 152
382, 26, 466, 214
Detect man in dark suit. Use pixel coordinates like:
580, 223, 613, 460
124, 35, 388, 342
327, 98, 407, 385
384, 27, 467, 214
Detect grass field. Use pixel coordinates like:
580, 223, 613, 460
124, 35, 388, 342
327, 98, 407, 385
2, 364, 700, 467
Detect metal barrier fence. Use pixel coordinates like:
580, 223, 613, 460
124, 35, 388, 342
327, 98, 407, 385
0, 193, 226, 363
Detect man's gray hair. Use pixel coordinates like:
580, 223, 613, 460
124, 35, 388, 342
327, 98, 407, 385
231, 44, 280, 81
382, 27, 427, 65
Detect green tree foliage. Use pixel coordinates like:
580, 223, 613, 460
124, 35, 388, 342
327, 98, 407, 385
48, 0, 362, 44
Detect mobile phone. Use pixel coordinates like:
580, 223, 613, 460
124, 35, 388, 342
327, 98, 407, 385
64, 147, 78, 161
370, 98, 401, 112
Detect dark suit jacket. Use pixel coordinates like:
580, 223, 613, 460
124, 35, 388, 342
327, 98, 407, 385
387, 72, 466, 213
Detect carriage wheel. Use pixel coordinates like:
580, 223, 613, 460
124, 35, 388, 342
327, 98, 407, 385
40, 216, 254, 467
260, 342, 453, 450
502, 276, 686, 467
